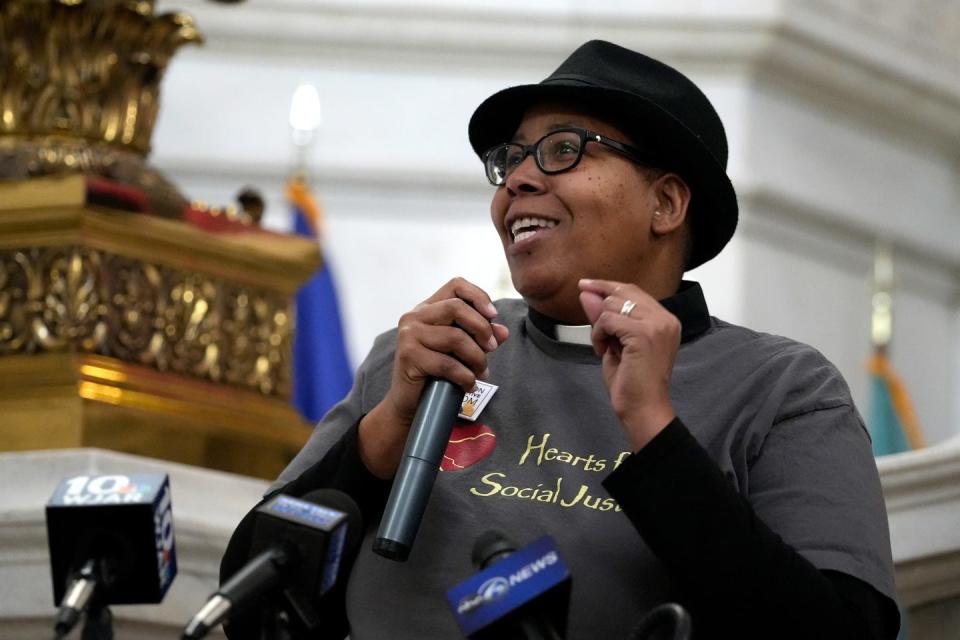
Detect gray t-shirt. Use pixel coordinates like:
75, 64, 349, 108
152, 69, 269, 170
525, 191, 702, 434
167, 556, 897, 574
276, 284, 894, 639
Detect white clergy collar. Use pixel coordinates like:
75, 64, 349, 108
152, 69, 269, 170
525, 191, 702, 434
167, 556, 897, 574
554, 323, 593, 346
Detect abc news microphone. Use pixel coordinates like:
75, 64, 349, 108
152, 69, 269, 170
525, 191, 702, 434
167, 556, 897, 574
447, 531, 571, 640
373, 377, 463, 561
45, 473, 177, 638
183, 489, 362, 640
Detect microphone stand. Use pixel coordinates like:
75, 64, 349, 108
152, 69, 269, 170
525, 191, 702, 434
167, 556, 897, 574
80, 601, 113, 640
260, 603, 294, 640
53, 560, 115, 640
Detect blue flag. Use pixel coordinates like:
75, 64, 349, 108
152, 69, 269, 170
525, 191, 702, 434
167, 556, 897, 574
288, 179, 353, 423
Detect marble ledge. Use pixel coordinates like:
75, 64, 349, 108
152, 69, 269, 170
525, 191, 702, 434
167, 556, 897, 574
1, 442, 959, 617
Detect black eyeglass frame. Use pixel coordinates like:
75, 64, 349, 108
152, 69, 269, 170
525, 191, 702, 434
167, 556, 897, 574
481, 127, 653, 186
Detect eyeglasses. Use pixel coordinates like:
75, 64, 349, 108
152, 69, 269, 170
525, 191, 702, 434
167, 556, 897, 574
482, 127, 650, 186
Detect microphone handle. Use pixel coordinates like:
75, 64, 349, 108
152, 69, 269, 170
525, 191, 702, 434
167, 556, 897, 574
182, 548, 287, 640
220, 547, 288, 606
516, 614, 563, 640
373, 378, 463, 561
54, 560, 97, 637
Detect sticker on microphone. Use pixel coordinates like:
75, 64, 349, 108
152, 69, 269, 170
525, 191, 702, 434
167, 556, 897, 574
459, 380, 498, 421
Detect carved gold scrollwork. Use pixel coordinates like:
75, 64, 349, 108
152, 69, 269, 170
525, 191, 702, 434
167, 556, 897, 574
0, 245, 293, 397
0, 0, 203, 218
101, 253, 163, 363
221, 286, 291, 397
0, 250, 33, 354
37, 246, 107, 351
158, 273, 224, 381
0, 246, 105, 354
0, 0, 201, 153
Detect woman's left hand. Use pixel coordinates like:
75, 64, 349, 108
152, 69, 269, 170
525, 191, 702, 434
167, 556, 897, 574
578, 278, 681, 450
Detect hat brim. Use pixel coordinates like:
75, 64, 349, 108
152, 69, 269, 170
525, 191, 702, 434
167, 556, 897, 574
468, 83, 737, 270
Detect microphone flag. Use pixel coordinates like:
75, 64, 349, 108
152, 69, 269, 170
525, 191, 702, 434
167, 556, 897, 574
46, 473, 177, 605
446, 535, 571, 638
189, 490, 362, 640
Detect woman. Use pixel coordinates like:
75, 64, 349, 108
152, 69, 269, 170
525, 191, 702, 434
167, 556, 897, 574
224, 40, 898, 639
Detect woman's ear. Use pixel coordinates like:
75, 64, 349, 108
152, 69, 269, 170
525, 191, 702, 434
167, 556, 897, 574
651, 173, 691, 236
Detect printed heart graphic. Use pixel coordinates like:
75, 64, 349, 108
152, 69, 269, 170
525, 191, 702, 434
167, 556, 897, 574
440, 423, 496, 471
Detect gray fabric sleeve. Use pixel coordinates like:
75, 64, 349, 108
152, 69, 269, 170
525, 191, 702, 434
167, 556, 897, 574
269, 329, 398, 493
748, 403, 896, 600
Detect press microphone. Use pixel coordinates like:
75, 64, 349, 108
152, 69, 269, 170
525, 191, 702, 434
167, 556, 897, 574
45, 473, 177, 638
183, 489, 362, 640
373, 377, 463, 561
447, 531, 571, 639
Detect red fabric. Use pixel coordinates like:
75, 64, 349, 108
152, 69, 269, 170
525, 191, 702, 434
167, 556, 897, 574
85, 176, 275, 235
182, 205, 257, 234
85, 176, 148, 212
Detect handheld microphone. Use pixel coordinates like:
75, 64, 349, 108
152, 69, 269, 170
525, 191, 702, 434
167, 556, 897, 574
373, 377, 463, 561
447, 531, 571, 639
183, 489, 362, 640
45, 473, 177, 637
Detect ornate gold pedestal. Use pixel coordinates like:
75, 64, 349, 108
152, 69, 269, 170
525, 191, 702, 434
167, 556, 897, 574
0, 0, 203, 218
0, 176, 319, 478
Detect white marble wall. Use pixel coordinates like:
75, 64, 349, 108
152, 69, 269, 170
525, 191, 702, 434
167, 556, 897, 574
148, 1, 960, 442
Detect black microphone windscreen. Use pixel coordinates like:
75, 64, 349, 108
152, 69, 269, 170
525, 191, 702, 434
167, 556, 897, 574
626, 603, 693, 640
45, 473, 177, 605
471, 530, 517, 569
247, 489, 363, 596
222, 489, 363, 639
449, 533, 571, 639
298, 489, 364, 562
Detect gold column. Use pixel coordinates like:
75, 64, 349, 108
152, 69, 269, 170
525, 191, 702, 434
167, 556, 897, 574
0, 176, 318, 478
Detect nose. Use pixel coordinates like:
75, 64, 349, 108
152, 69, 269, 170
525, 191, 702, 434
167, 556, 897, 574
503, 153, 546, 195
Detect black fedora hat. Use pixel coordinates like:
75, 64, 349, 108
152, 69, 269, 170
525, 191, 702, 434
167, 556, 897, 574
468, 40, 738, 270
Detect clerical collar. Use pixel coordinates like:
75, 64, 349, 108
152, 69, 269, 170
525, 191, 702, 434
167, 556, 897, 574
554, 323, 593, 345
527, 281, 712, 346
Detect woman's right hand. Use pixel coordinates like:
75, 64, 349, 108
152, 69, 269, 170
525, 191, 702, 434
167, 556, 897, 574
358, 277, 510, 478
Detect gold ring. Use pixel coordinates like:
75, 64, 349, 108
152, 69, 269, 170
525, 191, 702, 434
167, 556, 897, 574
620, 299, 637, 317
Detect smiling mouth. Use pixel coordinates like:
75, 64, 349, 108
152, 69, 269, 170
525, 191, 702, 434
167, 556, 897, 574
510, 216, 558, 243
